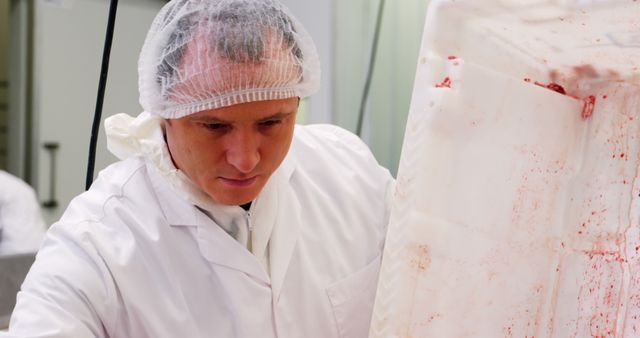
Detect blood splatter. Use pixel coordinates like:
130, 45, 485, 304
447, 56, 460, 66
436, 77, 452, 88
544, 82, 567, 95
582, 96, 596, 119
527, 79, 567, 95
409, 245, 431, 274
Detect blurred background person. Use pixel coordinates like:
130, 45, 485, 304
0, 170, 46, 256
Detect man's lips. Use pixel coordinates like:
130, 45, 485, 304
219, 176, 258, 187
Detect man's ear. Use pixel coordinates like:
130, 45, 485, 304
162, 119, 171, 142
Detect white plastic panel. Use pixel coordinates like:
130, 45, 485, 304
370, 0, 640, 337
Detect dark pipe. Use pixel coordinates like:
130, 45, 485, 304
356, 0, 386, 137
86, 0, 119, 190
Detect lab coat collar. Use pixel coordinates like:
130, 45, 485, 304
192, 155, 297, 285
194, 210, 270, 283
148, 160, 270, 282
147, 159, 200, 227
148, 140, 296, 228
147, 140, 301, 289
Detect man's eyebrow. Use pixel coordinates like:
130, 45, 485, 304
190, 111, 294, 124
258, 111, 294, 121
191, 116, 230, 124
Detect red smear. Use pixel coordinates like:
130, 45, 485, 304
447, 56, 457, 60
574, 64, 599, 78
545, 83, 567, 95
531, 80, 567, 95
524, 81, 567, 95
436, 77, 452, 88
524, 78, 597, 120
582, 96, 596, 119
607, 69, 620, 79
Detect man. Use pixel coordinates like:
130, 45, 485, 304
0, 170, 46, 256
2, 0, 394, 337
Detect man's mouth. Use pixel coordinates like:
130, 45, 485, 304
219, 176, 258, 187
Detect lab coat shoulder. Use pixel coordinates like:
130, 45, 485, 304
59, 157, 148, 224
291, 124, 395, 249
7, 158, 156, 337
293, 124, 384, 171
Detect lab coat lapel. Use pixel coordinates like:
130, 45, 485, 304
195, 211, 270, 284
148, 159, 269, 283
147, 161, 200, 227
250, 174, 278, 269
269, 156, 301, 301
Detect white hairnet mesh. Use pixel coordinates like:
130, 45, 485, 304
138, 0, 321, 119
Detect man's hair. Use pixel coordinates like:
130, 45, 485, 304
156, 0, 304, 90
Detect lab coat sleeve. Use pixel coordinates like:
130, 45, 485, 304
2, 221, 117, 338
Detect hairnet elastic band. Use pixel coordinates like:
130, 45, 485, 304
154, 87, 300, 119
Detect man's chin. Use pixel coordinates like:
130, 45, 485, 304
207, 187, 261, 207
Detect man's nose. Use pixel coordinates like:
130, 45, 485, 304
225, 134, 260, 174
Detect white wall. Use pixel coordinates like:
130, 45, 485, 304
33, 0, 164, 224
279, 0, 333, 124
334, 0, 429, 175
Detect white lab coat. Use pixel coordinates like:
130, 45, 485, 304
2, 124, 394, 338
0, 170, 47, 255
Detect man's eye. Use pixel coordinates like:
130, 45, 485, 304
202, 123, 229, 131
259, 119, 282, 127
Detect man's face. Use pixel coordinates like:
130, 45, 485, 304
164, 98, 298, 206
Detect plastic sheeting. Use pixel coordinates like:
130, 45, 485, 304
370, 1, 640, 337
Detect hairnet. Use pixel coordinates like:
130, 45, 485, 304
138, 0, 321, 119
